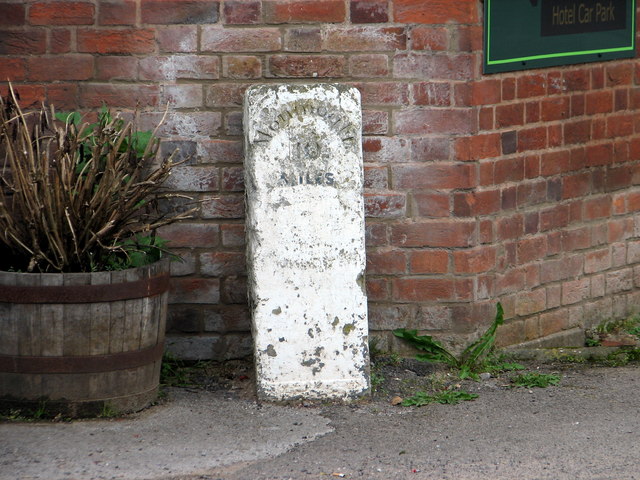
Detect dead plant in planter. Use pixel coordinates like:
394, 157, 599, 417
0, 85, 196, 273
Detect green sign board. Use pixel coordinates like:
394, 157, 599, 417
484, 0, 636, 73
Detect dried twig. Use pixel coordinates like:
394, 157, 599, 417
0, 86, 197, 272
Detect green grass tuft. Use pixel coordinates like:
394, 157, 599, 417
511, 372, 560, 388
402, 389, 479, 407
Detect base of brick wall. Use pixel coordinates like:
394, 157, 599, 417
504, 327, 586, 350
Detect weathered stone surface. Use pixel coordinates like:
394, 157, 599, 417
244, 83, 369, 401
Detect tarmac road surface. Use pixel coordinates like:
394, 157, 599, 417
1, 364, 639, 480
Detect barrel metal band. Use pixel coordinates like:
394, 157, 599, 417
0, 342, 165, 374
0, 273, 170, 304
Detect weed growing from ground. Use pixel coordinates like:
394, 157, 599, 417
32, 401, 47, 420
402, 389, 479, 407
596, 315, 640, 336
1, 409, 30, 422
550, 350, 588, 363
511, 372, 560, 388
370, 372, 386, 392
587, 314, 640, 346
480, 354, 526, 374
98, 403, 119, 418
0, 400, 54, 422
600, 348, 640, 367
628, 325, 640, 337
160, 353, 209, 388
393, 303, 505, 379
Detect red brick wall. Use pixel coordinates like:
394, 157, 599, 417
2, 0, 640, 358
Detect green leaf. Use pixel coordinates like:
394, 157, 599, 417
393, 302, 506, 377
104, 234, 170, 270
402, 389, 479, 407
511, 373, 560, 388
393, 328, 458, 367
459, 302, 504, 369
80, 122, 99, 138
487, 361, 525, 373
626, 325, 640, 338
98, 105, 112, 124
458, 365, 479, 381
436, 390, 478, 404
401, 391, 434, 407
74, 159, 89, 175
55, 111, 81, 125
133, 131, 153, 156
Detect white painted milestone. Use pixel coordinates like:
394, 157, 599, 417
244, 84, 370, 401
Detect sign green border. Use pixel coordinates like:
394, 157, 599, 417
484, 0, 637, 73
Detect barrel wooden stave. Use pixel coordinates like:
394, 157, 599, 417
0, 260, 169, 416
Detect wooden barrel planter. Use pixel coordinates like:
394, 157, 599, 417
0, 259, 169, 417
